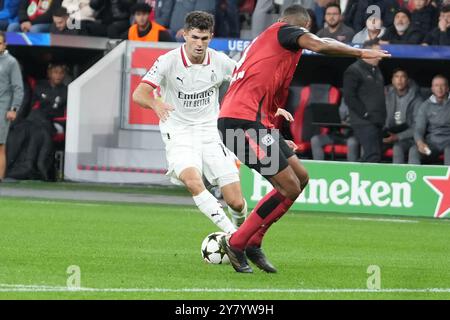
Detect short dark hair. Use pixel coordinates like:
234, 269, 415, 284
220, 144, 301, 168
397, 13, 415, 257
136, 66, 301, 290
394, 8, 411, 21
282, 4, 309, 18
132, 3, 152, 15
0, 31, 5, 42
184, 11, 214, 32
392, 68, 408, 77
442, 5, 450, 13
48, 62, 67, 71
325, 3, 341, 15
363, 38, 380, 49
53, 6, 69, 17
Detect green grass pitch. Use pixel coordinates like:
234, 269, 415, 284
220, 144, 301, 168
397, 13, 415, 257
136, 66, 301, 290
1, 197, 450, 300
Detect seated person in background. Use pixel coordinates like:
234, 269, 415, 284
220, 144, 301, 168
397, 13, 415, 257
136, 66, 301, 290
383, 69, 423, 164
0, 0, 21, 31
409, 75, 450, 165
316, 3, 355, 43
127, 3, 173, 42
380, 9, 424, 44
215, 0, 240, 38
310, 101, 360, 162
7, 0, 62, 33
61, 0, 101, 36
50, 6, 78, 34
90, 0, 134, 38
31, 63, 67, 134
352, 15, 386, 44
423, 4, 450, 45
411, 0, 439, 33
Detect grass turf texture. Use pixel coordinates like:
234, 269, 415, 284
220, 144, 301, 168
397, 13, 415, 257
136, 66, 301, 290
0, 197, 450, 300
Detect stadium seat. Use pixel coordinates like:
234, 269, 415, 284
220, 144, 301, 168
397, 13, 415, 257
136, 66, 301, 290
287, 84, 342, 158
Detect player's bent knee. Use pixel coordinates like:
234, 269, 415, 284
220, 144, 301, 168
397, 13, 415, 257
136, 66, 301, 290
182, 178, 205, 195
227, 197, 245, 212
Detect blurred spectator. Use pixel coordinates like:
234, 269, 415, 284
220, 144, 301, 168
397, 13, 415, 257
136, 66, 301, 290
251, 0, 275, 38
0, 31, 23, 181
215, 0, 240, 38
423, 4, 450, 45
352, 15, 386, 44
383, 69, 423, 164
31, 63, 67, 133
167, 0, 215, 40
347, 0, 399, 33
7, 0, 62, 33
50, 6, 78, 34
310, 102, 360, 161
62, 0, 103, 36
154, 0, 173, 27
90, 0, 134, 38
281, 0, 316, 12
316, 3, 355, 42
127, 3, 173, 41
312, 0, 336, 29
410, 75, 450, 165
380, 8, 424, 44
343, 39, 386, 163
411, 0, 439, 33
0, 0, 21, 31
306, 7, 318, 33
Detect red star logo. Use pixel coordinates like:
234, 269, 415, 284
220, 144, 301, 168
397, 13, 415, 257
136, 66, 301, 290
424, 169, 450, 218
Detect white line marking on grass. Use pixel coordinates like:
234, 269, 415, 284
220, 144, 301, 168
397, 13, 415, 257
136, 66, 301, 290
21, 200, 103, 207
0, 284, 449, 294
346, 217, 419, 224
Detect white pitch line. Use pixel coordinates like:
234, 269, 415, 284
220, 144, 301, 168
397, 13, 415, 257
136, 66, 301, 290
346, 217, 419, 224
0, 284, 449, 294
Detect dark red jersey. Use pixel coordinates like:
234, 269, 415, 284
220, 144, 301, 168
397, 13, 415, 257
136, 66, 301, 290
219, 22, 308, 128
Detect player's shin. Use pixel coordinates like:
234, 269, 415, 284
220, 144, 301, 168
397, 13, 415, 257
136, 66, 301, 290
229, 189, 294, 250
193, 190, 237, 234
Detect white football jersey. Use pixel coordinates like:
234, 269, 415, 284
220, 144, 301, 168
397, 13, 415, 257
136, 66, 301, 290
141, 45, 236, 135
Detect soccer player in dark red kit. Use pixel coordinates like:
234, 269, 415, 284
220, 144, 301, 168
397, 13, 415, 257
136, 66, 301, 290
218, 5, 391, 273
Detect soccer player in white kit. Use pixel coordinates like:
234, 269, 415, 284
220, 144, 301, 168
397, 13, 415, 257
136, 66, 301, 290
133, 11, 247, 234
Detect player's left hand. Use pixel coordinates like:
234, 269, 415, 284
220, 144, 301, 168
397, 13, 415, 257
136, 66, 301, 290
285, 140, 298, 152
6, 111, 17, 122
275, 108, 294, 122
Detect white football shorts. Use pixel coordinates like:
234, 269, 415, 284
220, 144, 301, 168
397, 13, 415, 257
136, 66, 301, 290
161, 131, 240, 188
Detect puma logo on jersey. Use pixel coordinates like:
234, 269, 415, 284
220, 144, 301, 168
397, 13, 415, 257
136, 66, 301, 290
176, 76, 184, 85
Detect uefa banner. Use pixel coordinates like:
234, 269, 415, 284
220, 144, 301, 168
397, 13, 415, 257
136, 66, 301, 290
240, 161, 450, 219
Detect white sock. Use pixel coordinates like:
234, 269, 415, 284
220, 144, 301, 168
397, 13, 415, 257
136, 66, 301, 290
228, 198, 248, 219
193, 190, 237, 234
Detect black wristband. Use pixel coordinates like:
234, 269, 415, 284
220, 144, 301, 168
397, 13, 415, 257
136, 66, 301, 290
9, 107, 18, 112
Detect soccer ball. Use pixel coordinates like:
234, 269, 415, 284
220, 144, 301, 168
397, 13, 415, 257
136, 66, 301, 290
201, 232, 230, 264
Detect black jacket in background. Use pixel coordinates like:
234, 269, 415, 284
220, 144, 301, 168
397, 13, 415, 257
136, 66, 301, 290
349, 0, 399, 32
31, 80, 67, 119
343, 59, 386, 127
90, 0, 134, 23
18, 0, 62, 24
411, 5, 439, 34
381, 26, 424, 44
424, 27, 450, 45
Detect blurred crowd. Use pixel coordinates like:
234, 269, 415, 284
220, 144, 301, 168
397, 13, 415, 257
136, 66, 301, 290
0, 1, 448, 45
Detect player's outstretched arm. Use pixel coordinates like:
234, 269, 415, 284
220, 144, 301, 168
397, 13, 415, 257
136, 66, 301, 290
298, 33, 391, 59
133, 83, 174, 122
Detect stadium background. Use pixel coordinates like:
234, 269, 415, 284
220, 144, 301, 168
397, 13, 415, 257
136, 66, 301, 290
1, 0, 450, 300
